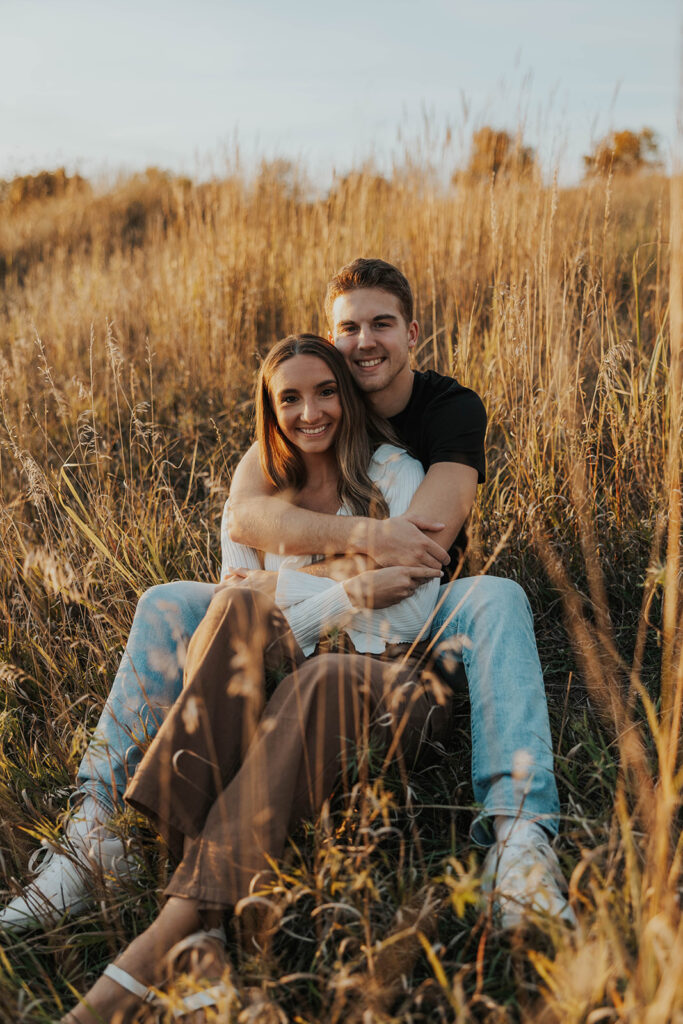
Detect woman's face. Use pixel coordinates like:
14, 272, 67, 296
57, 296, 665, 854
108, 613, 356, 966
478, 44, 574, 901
269, 353, 343, 454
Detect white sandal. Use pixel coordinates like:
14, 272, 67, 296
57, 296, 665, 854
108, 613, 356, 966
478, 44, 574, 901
169, 925, 227, 953
102, 963, 160, 1007
103, 955, 230, 1019
163, 925, 233, 1019
175, 985, 231, 1015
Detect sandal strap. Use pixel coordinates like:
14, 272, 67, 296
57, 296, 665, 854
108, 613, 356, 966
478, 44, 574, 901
174, 985, 227, 1016
103, 963, 157, 1004
184, 925, 226, 945
165, 925, 227, 967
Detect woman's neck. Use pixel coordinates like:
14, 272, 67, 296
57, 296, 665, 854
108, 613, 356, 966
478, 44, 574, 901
300, 448, 339, 488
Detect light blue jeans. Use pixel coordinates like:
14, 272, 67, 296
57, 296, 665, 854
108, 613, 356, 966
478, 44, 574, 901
429, 576, 559, 842
76, 576, 560, 842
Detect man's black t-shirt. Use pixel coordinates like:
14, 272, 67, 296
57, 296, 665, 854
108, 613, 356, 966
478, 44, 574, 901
387, 370, 487, 565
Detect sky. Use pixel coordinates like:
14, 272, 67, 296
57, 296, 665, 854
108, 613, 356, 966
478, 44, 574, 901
1, 0, 681, 187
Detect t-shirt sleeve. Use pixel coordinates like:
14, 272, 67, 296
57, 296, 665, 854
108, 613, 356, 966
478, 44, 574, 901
423, 389, 487, 482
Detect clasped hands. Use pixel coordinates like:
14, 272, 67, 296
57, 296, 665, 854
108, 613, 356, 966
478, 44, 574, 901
218, 514, 448, 609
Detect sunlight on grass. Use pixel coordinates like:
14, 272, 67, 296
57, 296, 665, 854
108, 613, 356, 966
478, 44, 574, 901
0, 135, 680, 1021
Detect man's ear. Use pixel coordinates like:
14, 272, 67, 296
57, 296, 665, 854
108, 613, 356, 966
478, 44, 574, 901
408, 320, 419, 350
328, 330, 334, 344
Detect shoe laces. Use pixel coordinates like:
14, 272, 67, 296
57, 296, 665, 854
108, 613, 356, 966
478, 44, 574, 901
495, 840, 567, 906
26, 839, 60, 874
25, 832, 94, 877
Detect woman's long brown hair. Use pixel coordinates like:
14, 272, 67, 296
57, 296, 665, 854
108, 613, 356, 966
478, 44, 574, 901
255, 334, 398, 518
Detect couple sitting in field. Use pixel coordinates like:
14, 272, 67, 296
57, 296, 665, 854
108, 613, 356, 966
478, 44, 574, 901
2, 258, 575, 1021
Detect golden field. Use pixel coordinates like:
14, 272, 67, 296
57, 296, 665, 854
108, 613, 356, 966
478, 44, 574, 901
0, 148, 680, 1022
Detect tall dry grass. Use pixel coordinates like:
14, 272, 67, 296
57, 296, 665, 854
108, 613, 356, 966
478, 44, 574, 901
0, 146, 680, 1022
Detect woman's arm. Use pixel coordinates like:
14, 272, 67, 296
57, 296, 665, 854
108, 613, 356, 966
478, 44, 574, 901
270, 448, 442, 654
220, 499, 265, 579
228, 444, 449, 570
345, 448, 441, 641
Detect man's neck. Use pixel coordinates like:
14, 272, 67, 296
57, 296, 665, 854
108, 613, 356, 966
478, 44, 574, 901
368, 368, 415, 419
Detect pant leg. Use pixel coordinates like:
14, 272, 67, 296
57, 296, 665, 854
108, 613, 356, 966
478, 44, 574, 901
163, 651, 440, 911
429, 575, 560, 842
75, 581, 216, 815
124, 585, 304, 858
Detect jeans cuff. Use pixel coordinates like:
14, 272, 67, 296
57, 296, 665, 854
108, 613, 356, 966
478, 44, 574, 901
469, 807, 560, 847
70, 784, 121, 820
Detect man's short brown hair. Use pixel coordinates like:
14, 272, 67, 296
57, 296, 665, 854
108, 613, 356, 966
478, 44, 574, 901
324, 257, 414, 328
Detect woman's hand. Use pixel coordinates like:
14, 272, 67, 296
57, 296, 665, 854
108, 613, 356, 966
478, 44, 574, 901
216, 568, 279, 600
343, 565, 441, 610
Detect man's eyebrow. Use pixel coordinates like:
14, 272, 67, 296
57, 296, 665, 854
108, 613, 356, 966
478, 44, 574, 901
335, 313, 398, 328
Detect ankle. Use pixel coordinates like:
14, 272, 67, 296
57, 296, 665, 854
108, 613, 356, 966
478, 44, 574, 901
494, 816, 548, 845
145, 897, 203, 956
115, 928, 167, 988
69, 794, 113, 829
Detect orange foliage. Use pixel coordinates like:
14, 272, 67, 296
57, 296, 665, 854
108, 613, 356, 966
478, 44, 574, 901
0, 167, 89, 209
456, 127, 537, 183
583, 128, 662, 177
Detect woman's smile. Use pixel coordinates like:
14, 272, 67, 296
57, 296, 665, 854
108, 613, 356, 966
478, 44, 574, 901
297, 422, 332, 436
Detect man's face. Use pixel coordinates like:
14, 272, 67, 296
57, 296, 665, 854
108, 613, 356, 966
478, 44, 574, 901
329, 288, 418, 395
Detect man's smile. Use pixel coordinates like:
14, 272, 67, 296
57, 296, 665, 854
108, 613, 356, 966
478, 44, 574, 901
356, 356, 386, 369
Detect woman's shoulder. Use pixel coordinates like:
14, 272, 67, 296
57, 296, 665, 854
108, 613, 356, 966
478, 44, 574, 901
368, 443, 423, 480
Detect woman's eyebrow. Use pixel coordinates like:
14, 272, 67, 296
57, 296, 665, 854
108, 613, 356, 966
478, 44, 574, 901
278, 377, 336, 396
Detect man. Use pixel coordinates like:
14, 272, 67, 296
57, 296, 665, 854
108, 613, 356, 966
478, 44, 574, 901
1, 258, 573, 933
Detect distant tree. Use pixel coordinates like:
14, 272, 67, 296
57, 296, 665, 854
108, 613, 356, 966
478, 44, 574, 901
455, 127, 537, 183
583, 128, 662, 177
0, 167, 89, 208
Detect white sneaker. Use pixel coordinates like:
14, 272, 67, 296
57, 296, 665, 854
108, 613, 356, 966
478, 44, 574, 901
481, 821, 577, 930
0, 805, 136, 935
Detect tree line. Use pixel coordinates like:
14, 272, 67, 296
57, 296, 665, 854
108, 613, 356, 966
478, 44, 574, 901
0, 126, 665, 214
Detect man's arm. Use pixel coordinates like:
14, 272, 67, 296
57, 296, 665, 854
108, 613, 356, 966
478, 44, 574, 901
228, 444, 450, 569
311, 463, 478, 582
228, 444, 356, 555
404, 462, 479, 552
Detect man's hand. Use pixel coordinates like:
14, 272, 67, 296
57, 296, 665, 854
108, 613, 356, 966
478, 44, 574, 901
216, 568, 279, 601
227, 446, 476, 569
344, 564, 442, 609
355, 514, 450, 571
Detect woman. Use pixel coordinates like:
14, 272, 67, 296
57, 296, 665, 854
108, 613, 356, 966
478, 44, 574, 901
63, 334, 445, 1023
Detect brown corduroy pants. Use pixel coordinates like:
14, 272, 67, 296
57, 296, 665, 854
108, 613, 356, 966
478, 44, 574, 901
124, 586, 449, 913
